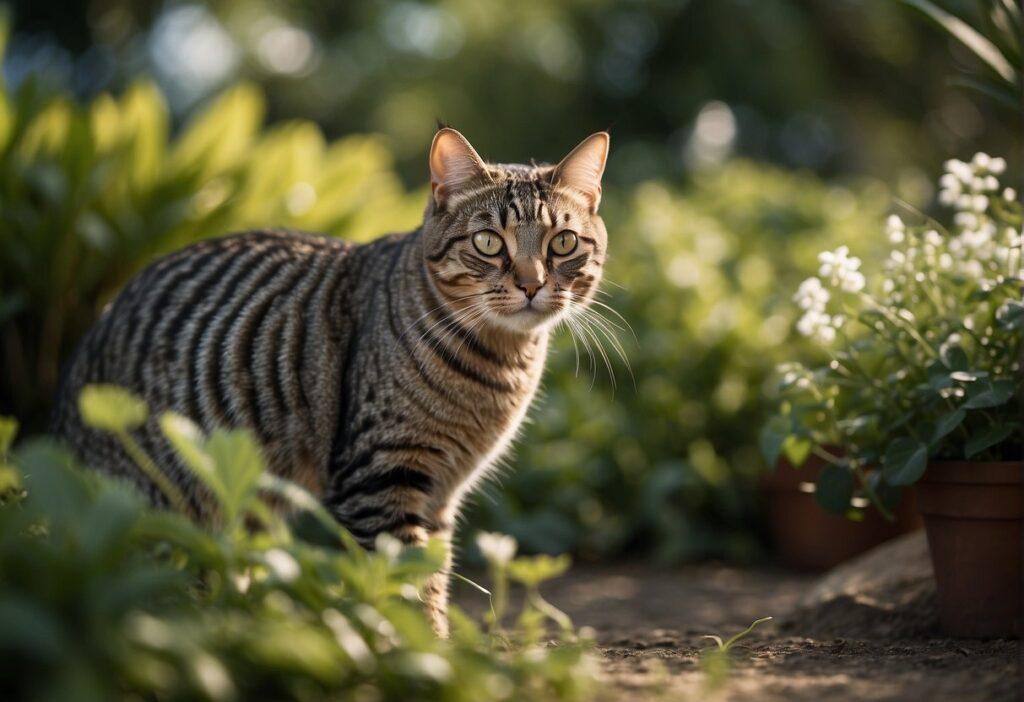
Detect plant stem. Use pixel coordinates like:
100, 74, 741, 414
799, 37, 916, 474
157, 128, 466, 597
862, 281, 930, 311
116, 429, 191, 515
853, 464, 895, 522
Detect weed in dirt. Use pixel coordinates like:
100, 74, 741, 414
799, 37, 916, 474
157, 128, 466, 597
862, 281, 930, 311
700, 616, 773, 691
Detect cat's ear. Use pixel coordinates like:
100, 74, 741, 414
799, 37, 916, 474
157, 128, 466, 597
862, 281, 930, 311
429, 128, 489, 207
552, 132, 610, 213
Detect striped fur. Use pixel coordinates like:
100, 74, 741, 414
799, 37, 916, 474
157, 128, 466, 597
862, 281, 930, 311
52, 130, 610, 635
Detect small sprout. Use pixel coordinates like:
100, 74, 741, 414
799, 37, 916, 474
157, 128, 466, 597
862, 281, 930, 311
701, 616, 773, 691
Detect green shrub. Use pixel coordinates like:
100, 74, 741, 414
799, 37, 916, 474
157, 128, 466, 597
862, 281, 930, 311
0, 389, 595, 701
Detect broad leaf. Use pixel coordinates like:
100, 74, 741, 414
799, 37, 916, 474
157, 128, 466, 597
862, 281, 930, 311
963, 379, 1015, 409
939, 344, 969, 372
930, 409, 966, 446
965, 424, 1018, 458
815, 463, 854, 514
997, 300, 1024, 331
883, 437, 929, 486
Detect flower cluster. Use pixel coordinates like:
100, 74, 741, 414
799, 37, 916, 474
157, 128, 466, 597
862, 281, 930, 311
794, 153, 1022, 348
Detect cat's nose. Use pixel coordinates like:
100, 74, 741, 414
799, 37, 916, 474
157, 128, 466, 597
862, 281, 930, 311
518, 281, 542, 300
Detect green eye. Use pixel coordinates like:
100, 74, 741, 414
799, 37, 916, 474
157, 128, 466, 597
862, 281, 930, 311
550, 230, 578, 256
472, 230, 504, 256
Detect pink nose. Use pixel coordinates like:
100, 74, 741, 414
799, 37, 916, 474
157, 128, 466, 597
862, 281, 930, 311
518, 282, 541, 300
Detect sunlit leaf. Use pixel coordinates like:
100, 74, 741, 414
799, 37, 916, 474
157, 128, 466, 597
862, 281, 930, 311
78, 385, 148, 433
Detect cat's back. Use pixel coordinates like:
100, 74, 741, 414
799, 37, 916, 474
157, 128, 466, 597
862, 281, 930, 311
52, 229, 362, 493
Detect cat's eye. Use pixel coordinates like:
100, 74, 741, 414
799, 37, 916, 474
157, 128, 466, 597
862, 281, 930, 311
472, 230, 504, 256
550, 230, 578, 256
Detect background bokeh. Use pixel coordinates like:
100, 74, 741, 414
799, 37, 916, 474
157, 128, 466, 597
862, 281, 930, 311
1, 0, 1019, 562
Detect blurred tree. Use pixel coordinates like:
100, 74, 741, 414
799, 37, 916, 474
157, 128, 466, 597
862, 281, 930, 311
4, 0, 1018, 188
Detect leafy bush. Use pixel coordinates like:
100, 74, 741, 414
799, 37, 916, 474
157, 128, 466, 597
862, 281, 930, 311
467, 163, 889, 562
0, 23, 424, 428
764, 154, 1022, 515
0, 388, 595, 701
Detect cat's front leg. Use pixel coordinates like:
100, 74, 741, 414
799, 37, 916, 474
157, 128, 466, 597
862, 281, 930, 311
383, 524, 453, 638
327, 494, 453, 635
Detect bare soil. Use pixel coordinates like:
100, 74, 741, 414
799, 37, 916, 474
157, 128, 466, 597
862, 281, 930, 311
452, 533, 1020, 701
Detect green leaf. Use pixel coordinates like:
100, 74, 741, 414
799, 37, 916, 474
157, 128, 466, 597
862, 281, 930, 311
781, 436, 812, 468
507, 554, 572, 587
758, 416, 789, 467
965, 424, 1017, 458
159, 413, 222, 498
0, 416, 18, 456
940, 344, 968, 372
997, 300, 1024, 331
78, 385, 148, 433
927, 361, 953, 390
963, 379, 1015, 409
815, 464, 854, 514
883, 437, 929, 486
930, 409, 966, 446
206, 428, 265, 523
899, 0, 1016, 83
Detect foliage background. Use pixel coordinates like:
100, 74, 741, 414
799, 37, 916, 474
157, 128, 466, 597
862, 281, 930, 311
1, 0, 1020, 563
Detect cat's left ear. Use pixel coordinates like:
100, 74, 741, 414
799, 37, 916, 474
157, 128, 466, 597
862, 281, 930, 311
552, 132, 610, 213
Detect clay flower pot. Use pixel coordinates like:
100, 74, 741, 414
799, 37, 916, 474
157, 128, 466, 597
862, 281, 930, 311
762, 453, 921, 571
915, 460, 1023, 638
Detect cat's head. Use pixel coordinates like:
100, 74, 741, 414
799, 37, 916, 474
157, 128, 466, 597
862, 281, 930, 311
422, 128, 609, 334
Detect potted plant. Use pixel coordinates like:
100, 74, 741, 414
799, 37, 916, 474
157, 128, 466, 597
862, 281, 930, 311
764, 153, 1023, 637
758, 443, 921, 572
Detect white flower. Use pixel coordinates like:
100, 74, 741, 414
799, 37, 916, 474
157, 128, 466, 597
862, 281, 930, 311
840, 270, 865, 293
476, 532, 517, 567
988, 157, 1006, 174
882, 278, 895, 294
796, 309, 838, 344
972, 152, 991, 169
794, 277, 830, 311
815, 325, 836, 344
938, 253, 953, 270
962, 260, 984, 278
924, 230, 943, 247
954, 212, 978, 229
818, 246, 863, 290
970, 195, 989, 212
264, 549, 300, 583
944, 159, 973, 183
1004, 188, 1018, 202
887, 215, 906, 243
983, 175, 999, 191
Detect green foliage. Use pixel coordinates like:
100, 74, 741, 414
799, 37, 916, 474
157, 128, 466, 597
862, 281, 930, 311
0, 52, 424, 428
470, 163, 888, 562
0, 391, 595, 701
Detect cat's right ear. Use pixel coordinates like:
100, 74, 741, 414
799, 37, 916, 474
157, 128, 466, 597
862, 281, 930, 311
429, 128, 489, 208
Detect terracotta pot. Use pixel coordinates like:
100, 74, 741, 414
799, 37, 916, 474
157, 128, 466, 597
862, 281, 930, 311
762, 453, 922, 571
915, 461, 1023, 638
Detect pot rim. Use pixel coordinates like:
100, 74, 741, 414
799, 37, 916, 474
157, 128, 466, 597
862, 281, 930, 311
921, 460, 1023, 486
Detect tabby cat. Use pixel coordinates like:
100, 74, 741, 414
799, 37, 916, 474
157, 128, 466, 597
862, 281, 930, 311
52, 128, 610, 635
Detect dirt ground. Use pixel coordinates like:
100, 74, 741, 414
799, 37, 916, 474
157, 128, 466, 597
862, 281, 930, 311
452, 533, 1020, 701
